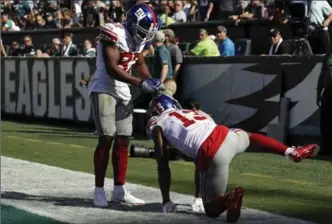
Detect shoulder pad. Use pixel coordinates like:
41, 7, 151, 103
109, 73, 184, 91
146, 116, 159, 139
99, 23, 125, 46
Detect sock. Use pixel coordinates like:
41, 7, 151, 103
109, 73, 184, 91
114, 185, 125, 193
112, 144, 129, 186
250, 133, 289, 155
95, 187, 104, 192
285, 147, 295, 159
94, 145, 110, 187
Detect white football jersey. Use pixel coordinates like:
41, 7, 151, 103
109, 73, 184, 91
147, 109, 217, 159
88, 23, 146, 101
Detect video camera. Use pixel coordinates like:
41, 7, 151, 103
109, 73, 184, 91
286, 0, 314, 38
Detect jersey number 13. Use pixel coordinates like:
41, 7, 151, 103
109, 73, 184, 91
169, 110, 207, 128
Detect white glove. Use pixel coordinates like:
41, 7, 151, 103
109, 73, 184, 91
162, 201, 177, 213
191, 198, 205, 213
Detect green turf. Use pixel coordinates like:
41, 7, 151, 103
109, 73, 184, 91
1, 204, 66, 224
2, 120, 332, 223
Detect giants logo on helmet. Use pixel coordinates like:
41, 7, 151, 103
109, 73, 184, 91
135, 8, 146, 20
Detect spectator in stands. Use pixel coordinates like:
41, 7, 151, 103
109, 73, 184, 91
55, 10, 64, 28
21, 35, 36, 57
230, 0, 265, 23
216, 26, 235, 56
167, 0, 175, 16
190, 29, 220, 57
44, 12, 58, 28
25, 12, 37, 30
163, 29, 183, 79
1, 0, 13, 15
71, 5, 83, 27
8, 41, 22, 56
219, 0, 241, 20
172, 1, 187, 23
1, 13, 20, 31
35, 14, 46, 29
109, 0, 125, 22
183, 0, 192, 17
198, 0, 213, 21
264, 0, 288, 24
159, 5, 176, 27
266, 28, 290, 55
62, 8, 73, 28
94, 1, 111, 26
152, 31, 176, 96
47, 38, 62, 56
35, 49, 50, 58
61, 33, 78, 56
83, 0, 97, 27
82, 39, 96, 57
183, 0, 198, 21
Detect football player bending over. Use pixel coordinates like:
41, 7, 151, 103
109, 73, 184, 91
146, 94, 319, 222
88, 3, 164, 207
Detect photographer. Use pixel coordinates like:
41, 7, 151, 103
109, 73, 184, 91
308, 0, 332, 54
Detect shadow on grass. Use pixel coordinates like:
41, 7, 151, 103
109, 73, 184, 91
1, 191, 204, 217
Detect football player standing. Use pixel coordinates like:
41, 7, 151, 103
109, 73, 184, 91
88, 3, 164, 207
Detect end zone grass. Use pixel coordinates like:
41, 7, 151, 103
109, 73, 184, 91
2, 120, 332, 223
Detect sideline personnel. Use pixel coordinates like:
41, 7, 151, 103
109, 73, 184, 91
317, 54, 332, 155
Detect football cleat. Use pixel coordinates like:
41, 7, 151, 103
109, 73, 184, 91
162, 200, 177, 213
94, 187, 108, 208
287, 144, 320, 163
111, 190, 145, 205
191, 197, 205, 213
226, 186, 244, 223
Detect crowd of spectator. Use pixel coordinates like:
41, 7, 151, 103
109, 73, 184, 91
0, 0, 291, 32
2, 0, 332, 56
0, 32, 96, 57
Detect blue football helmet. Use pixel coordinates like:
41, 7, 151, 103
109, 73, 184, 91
149, 94, 182, 116
125, 3, 158, 44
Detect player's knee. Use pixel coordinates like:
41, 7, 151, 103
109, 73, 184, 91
114, 135, 130, 149
97, 135, 113, 151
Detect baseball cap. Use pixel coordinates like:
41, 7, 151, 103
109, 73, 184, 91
268, 28, 281, 37
163, 29, 175, 37
200, 29, 208, 35
154, 30, 165, 42
217, 26, 227, 33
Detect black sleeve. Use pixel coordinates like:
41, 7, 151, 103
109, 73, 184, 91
69, 44, 79, 56
278, 42, 291, 54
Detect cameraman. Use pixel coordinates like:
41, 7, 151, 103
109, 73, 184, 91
308, 0, 332, 54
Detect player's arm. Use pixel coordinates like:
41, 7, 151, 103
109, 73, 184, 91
151, 126, 171, 205
135, 52, 152, 79
102, 40, 142, 86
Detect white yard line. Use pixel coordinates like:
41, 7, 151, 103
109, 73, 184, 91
1, 156, 314, 224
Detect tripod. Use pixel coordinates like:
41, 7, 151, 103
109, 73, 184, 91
292, 36, 313, 56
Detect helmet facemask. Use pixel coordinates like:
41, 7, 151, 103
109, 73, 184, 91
132, 20, 157, 44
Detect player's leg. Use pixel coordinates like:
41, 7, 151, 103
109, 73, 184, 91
110, 100, 145, 205
200, 130, 245, 220
247, 131, 319, 162
90, 92, 117, 207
